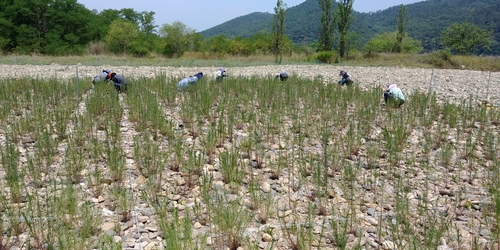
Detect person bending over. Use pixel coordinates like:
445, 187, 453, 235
92, 69, 111, 88
338, 70, 353, 86
276, 71, 289, 81
178, 72, 204, 91
384, 84, 405, 107
109, 72, 128, 92
214, 67, 227, 82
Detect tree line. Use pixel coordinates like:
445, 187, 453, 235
0, 0, 494, 58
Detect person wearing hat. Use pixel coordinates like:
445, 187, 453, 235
384, 84, 405, 107
178, 72, 204, 91
338, 70, 353, 86
276, 70, 288, 81
92, 69, 111, 85
213, 67, 227, 82
109, 72, 128, 92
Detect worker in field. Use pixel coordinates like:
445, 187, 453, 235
384, 84, 405, 107
92, 69, 111, 87
338, 70, 354, 86
213, 67, 227, 82
276, 70, 289, 81
109, 72, 128, 92
178, 72, 204, 91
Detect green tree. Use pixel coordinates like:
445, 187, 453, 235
318, 0, 336, 52
159, 21, 195, 58
202, 35, 230, 56
0, 1, 11, 50
345, 31, 362, 54
137, 11, 158, 53
229, 36, 256, 56
1, 0, 45, 53
189, 32, 204, 52
119, 8, 141, 24
272, 0, 287, 63
139, 11, 157, 35
42, 0, 95, 55
393, 4, 407, 53
251, 32, 273, 54
0, 0, 94, 55
89, 9, 121, 41
336, 0, 354, 60
440, 22, 493, 55
105, 19, 139, 54
15, 25, 39, 54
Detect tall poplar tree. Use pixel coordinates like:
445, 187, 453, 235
272, 0, 287, 64
336, 0, 354, 59
318, 0, 336, 52
393, 4, 407, 53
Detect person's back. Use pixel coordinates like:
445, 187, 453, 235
112, 74, 127, 84
213, 67, 227, 82
277, 71, 288, 81
93, 69, 110, 84
384, 84, 405, 107
110, 73, 128, 92
388, 86, 405, 101
178, 72, 203, 90
93, 72, 108, 83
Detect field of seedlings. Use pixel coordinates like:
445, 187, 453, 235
1, 64, 500, 250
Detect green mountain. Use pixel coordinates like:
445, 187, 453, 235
201, 0, 500, 54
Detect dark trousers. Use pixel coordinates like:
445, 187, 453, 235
339, 79, 352, 86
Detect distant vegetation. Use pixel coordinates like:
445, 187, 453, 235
0, 0, 498, 61
203, 0, 499, 55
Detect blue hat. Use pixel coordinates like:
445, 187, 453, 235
193, 72, 203, 79
103, 69, 110, 74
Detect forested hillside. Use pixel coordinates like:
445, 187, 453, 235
202, 0, 500, 54
0, 0, 497, 56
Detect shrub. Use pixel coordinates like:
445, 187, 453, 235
346, 50, 363, 60
421, 49, 458, 68
363, 50, 380, 59
86, 41, 108, 55
129, 42, 150, 57
316, 51, 336, 63
364, 32, 423, 53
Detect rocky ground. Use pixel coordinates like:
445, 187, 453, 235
0, 64, 499, 106
1, 64, 500, 250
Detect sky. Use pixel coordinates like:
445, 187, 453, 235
78, 0, 424, 31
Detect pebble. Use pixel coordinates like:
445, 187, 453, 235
262, 233, 273, 242
139, 208, 155, 216
365, 217, 379, 226
261, 182, 271, 193
101, 222, 115, 232
480, 229, 491, 237
367, 207, 375, 216
145, 225, 158, 232
365, 226, 378, 234
382, 240, 396, 249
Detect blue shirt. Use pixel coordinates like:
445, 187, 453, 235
178, 76, 198, 90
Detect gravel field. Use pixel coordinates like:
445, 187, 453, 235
1, 63, 500, 249
1, 64, 499, 106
